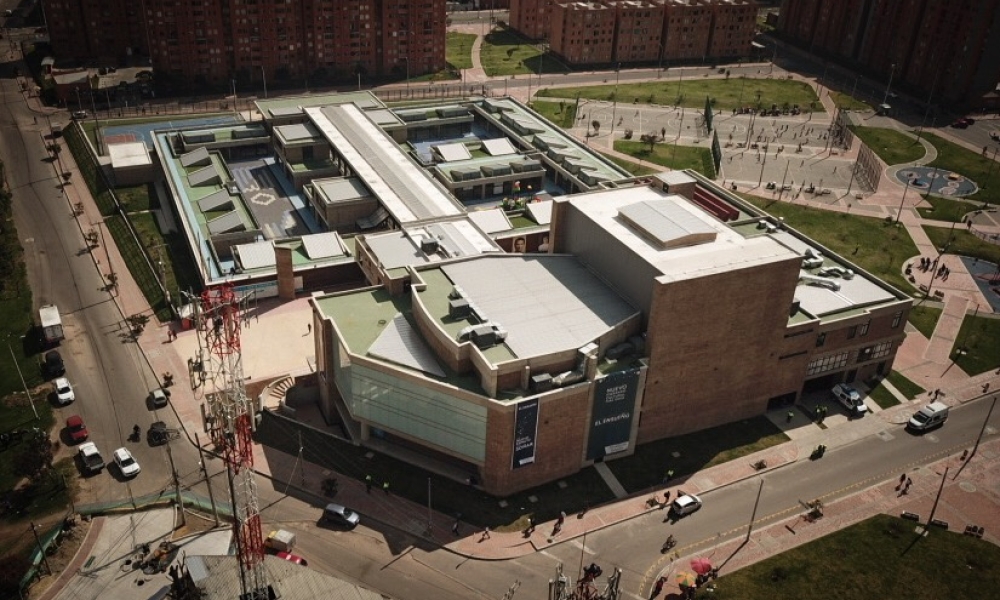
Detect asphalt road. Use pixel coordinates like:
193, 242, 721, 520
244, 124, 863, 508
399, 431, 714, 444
0, 73, 188, 504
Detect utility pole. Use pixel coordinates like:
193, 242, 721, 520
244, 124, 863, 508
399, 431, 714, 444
746, 478, 764, 541
196, 432, 221, 526
7, 338, 38, 419
165, 437, 186, 527
31, 522, 52, 575
895, 173, 913, 223
926, 465, 948, 528
971, 396, 997, 459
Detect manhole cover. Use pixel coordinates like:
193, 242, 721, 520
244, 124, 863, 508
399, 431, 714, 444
959, 482, 977, 493
877, 431, 895, 442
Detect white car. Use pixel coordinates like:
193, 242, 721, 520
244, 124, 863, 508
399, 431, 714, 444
113, 447, 141, 477
832, 383, 869, 417
670, 494, 703, 517
54, 377, 75, 404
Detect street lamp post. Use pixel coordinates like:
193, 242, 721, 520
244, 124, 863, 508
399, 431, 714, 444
402, 56, 410, 95
895, 172, 913, 223
882, 62, 896, 107
261, 66, 267, 99
611, 63, 620, 134
7, 337, 38, 420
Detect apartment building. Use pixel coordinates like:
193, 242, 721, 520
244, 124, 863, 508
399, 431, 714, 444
43, 0, 446, 88
519, 0, 757, 67
778, 0, 1000, 109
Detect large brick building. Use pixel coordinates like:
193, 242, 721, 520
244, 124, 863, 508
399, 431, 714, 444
43, 0, 447, 88
512, 0, 758, 67
778, 0, 1000, 109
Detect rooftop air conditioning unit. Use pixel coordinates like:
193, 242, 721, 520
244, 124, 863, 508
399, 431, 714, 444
448, 298, 471, 319
530, 373, 554, 393
448, 286, 464, 300
420, 238, 439, 254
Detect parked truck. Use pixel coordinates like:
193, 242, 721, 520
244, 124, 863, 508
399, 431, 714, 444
263, 529, 296, 553
39, 304, 64, 345
78, 442, 105, 474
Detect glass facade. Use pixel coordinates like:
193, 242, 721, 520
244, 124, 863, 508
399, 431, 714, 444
346, 364, 488, 462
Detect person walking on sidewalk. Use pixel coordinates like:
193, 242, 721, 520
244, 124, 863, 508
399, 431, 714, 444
480, 526, 491, 541
365, 474, 372, 493
382, 481, 390, 495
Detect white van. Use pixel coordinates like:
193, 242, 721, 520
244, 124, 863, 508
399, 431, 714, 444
906, 402, 949, 432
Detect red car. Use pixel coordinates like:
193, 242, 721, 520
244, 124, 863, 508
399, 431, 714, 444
66, 415, 89, 443
951, 117, 974, 129
276, 551, 308, 566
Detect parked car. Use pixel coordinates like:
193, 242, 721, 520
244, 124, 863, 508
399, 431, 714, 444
113, 447, 141, 477
670, 494, 703, 517
832, 383, 869, 417
149, 388, 169, 408
66, 415, 89, 442
951, 118, 973, 129
907, 401, 949, 432
322, 503, 360, 528
44, 350, 65, 377
276, 551, 308, 566
54, 376, 75, 404
71, 110, 88, 119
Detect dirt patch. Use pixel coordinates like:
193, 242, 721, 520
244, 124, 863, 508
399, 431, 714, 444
23, 517, 91, 599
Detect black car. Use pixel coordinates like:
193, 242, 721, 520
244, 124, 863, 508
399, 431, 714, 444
44, 350, 65, 377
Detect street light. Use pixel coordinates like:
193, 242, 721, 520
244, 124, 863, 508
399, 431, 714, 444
401, 56, 410, 95
7, 336, 38, 420
260, 65, 268, 99
895, 172, 913, 223
882, 62, 896, 107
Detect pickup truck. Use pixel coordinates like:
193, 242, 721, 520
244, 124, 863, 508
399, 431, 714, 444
78, 442, 105, 474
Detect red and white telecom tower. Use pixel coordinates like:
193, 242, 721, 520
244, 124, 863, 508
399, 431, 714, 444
198, 283, 267, 598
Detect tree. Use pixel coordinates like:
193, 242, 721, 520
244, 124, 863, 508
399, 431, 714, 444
0, 555, 32, 598
591, 120, 601, 134
13, 432, 54, 482
640, 133, 657, 152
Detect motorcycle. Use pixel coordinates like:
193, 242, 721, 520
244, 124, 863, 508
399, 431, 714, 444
661, 535, 677, 553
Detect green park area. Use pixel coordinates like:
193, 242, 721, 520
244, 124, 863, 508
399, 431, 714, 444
537, 77, 823, 113
828, 90, 871, 111
693, 515, 1000, 600
922, 132, 1000, 208
479, 29, 565, 77
531, 100, 577, 129
614, 139, 716, 178
847, 126, 925, 166
446, 32, 476, 71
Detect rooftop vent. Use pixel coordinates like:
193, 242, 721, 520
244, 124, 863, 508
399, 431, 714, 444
420, 238, 440, 254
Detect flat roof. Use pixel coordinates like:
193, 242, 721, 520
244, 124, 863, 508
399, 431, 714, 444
430, 255, 639, 360
309, 104, 465, 224
364, 218, 500, 271
569, 186, 796, 280
255, 91, 385, 119
108, 141, 151, 168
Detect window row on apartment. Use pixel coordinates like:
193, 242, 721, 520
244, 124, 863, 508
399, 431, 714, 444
805, 340, 894, 376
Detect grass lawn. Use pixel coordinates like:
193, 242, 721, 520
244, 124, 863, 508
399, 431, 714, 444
599, 151, 660, 176
538, 77, 823, 112
907, 305, 942, 339
828, 91, 870, 111
128, 212, 202, 299
480, 29, 565, 77
605, 416, 787, 492
694, 515, 1000, 599
886, 370, 925, 399
614, 140, 715, 178
531, 100, 577, 129
116, 183, 158, 212
446, 32, 476, 71
739, 194, 919, 294
923, 132, 1000, 208
866, 382, 901, 409
847, 126, 924, 166
953, 313, 1000, 375
924, 226, 1000, 265
916, 195, 979, 223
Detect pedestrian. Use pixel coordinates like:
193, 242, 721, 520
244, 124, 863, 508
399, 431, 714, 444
365, 474, 372, 493
663, 469, 675, 483
480, 526, 491, 541
786, 411, 794, 423
897, 473, 906, 490
307, 322, 312, 333
526, 516, 536, 535
452, 519, 461, 536
382, 481, 390, 495
663, 490, 671, 504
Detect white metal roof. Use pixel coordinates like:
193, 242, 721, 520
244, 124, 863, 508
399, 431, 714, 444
369, 314, 446, 376
277, 122, 321, 142
235, 240, 275, 270
440, 256, 638, 359
467, 208, 513, 234
365, 218, 498, 270
526, 200, 553, 225
308, 104, 463, 224
618, 200, 717, 249
482, 138, 518, 156
301, 232, 346, 260
435, 142, 472, 162
108, 142, 151, 168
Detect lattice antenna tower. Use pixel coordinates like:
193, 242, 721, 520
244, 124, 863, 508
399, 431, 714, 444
197, 283, 267, 599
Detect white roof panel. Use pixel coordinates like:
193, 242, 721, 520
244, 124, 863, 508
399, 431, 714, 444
526, 200, 553, 225
467, 208, 513, 234
301, 232, 346, 260
441, 256, 637, 359
278, 123, 320, 141
235, 241, 275, 270
108, 142, 151, 168
369, 314, 446, 376
618, 200, 717, 249
482, 138, 518, 156
436, 142, 472, 162
308, 104, 463, 224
